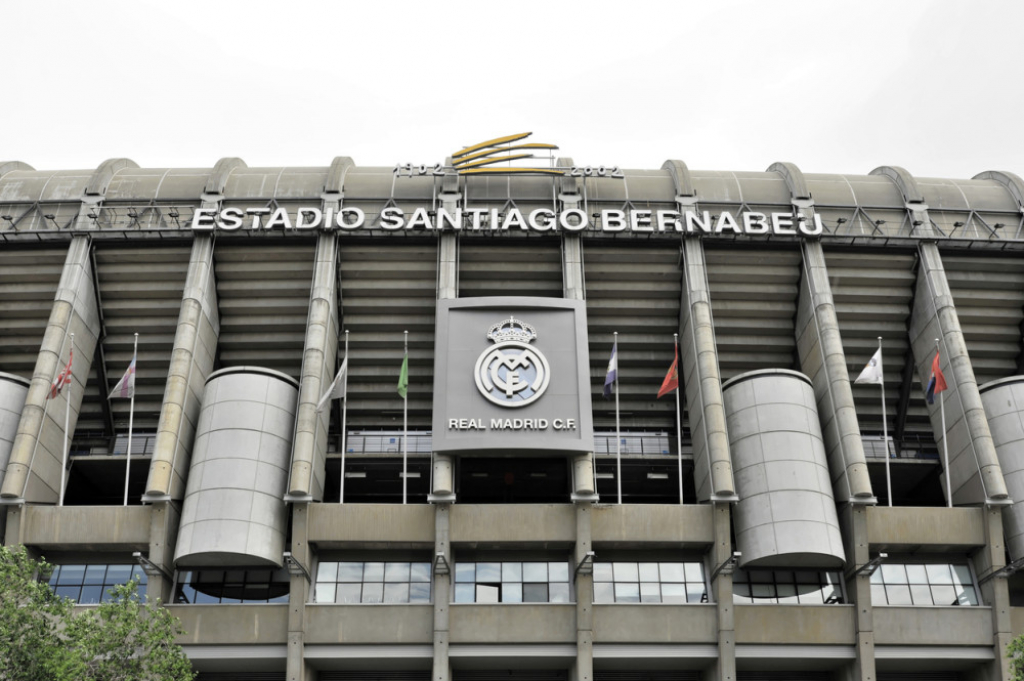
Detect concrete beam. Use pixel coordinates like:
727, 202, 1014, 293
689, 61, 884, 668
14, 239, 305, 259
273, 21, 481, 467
0, 237, 101, 503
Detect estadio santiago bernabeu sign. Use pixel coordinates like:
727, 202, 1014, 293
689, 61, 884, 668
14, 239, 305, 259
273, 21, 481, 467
432, 297, 595, 455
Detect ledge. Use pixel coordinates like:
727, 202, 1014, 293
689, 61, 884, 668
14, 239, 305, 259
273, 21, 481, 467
304, 603, 434, 644
592, 504, 714, 546
592, 604, 717, 643
19, 504, 152, 550
735, 605, 856, 645
308, 503, 435, 547
167, 604, 288, 645
449, 603, 576, 643
866, 506, 986, 551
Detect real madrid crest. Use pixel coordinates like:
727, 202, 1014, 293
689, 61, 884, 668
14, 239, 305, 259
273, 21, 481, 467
474, 316, 551, 408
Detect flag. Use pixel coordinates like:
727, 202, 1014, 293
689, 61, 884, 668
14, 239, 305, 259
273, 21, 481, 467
926, 350, 948, 405
48, 348, 73, 399
603, 342, 618, 398
657, 345, 679, 398
108, 354, 137, 399
316, 357, 348, 412
397, 354, 409, 399
854, 347, 883, 385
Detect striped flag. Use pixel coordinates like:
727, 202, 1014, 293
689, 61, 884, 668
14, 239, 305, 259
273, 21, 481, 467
926, 350, 948, 405
48, 348, 73, 399
108, 354, 136, 399
603, 342, 618, 398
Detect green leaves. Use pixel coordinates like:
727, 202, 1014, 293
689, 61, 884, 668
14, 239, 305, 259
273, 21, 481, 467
0, 546, 195, 681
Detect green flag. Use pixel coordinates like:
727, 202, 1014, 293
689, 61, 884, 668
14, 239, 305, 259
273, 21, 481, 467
397, 354, 409, 398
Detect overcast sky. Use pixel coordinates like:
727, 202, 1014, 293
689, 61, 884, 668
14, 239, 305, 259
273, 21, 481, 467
3, 0, 1021, 179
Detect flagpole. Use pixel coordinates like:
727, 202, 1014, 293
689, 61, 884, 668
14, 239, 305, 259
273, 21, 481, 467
123, 333, 138, 506
403, 330, 408, 506
340, 330, 349, 504
59, 332, 74, 507
878, 336, 892, 508
937, 338, 950, 508
614, 332, 622, 506
674, 333, 683, 505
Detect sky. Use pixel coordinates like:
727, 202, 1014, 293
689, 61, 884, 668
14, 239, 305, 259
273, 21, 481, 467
2, 0, 1022, 179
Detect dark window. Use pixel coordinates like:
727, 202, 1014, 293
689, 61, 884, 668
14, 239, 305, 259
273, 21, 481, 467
48, 563, 148, 603
173, 568, 289, 604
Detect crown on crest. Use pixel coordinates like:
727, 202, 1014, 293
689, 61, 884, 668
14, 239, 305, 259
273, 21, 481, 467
487, 315, 537, 344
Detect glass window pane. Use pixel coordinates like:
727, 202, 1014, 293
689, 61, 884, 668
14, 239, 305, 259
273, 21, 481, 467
362, 583, 384, 603
931, 585, 957, 606
749, 571, 772, 584
777, 584, 799, 604
476, 584, 499, 603
952, 565, 973, 588
455, 563, 475, 583
523, 562, 547, 582
885, 584, 912, 605
337, 562, 363, 582
549, 583, 571, 603
659, 562, 686, 582
880, 564, 908, 584
957, 586, 979, 606
871, 584, 887, 604
57, 565, 85, 585
751, 584, 775, 601
687, 584, 707, 603
336, 583, 362, 604
409, 582, 431, 603
926, 564, 953, 585
869, 569, 883, 584
638, 563, 660, 582
384, 583, 410, 603
48, 566, 61, 586
593, 563, 613, 582
684, 562, 704, 583
523, 583, 548, 603
384, 562, 410, 583
454, 583, 475, 603
410, 563, 431, 583
79, 586, 104, 604
316, 561, 338, 582
904, 565, 928, 584
548, 562, 569, 582
363, 563, 385, 582
662, 583, 688, 604
106, 565, 132, 583
613, 562, 638, 582
477, 562, 501, 582
502, 582, 523, 603
83, 565, 107, 585
733, 583, 752, 603
910, 584, 933, 605
821, 586, 842, 604
798, 586, 825, 604
594, 582, 615, 603
640, 582, 661, 603
315, 583, 336, 603
502, 562, 522, 582
615, 583, 640, 603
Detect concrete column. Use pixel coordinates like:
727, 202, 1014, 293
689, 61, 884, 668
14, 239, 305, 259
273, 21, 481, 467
573, 503, 594, 681
146, 500, 181, 604
797, 240, 876, 503
680, 238, 736, 502
975, 506, 1013, 681
287, 502, 312, 681
841, 504, 876, 681
709, 502, 736, 681
287, 233, 339, 502
433, 504, 451, 681
143, 236, 219, 502
562, 221, 595, 498
910, 243, 1009, 504
431, 168, 459, 501
0, 237, 101, 503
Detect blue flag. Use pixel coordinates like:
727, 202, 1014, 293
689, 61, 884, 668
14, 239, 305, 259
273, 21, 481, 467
603, 342, 618, 398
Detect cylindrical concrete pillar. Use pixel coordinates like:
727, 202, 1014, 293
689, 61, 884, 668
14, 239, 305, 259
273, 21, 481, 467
722, 369, 846, 568
0, 372, 30, 491
980, 377, 1024, 561
174, 367, 299, 568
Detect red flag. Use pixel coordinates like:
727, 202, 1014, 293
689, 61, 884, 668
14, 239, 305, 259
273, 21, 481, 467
657, 345, 680, 398
926, 350, 947, 405
48, 348, 73, 399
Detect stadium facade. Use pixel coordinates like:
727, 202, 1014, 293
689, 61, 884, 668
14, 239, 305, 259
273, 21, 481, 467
1, 150, 1024, 681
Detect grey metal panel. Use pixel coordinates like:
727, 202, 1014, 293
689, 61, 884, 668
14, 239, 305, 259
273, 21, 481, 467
85, 158, 139, 197
723, 369, 846, 568
979, 377, 1024, 560
175, 366, 298, 567
103, 168, 210, 202
0, 372, 29, 491
0, 161, 34, 181
205, 158, 246, 197
221, 167, 327, 199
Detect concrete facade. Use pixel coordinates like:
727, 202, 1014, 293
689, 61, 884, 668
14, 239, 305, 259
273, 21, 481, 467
0, 158, 1023, 681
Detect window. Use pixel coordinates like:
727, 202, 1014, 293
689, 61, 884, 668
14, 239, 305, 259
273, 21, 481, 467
314, 561, 431, 604
870, 563, 978, 606
733, 569, 844, 604
47, 564, 148, 604
593, 561, 707, 604
173, 568, 289, 604
454, 561, 571, 603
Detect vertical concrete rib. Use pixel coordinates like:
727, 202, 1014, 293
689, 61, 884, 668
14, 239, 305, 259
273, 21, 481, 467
558, 157, 596, 499
573, 503, 593, 681
0, 237, 101, 502
768, 162, 874, 503
664, 160, 736, 501
433, 504, 451, 681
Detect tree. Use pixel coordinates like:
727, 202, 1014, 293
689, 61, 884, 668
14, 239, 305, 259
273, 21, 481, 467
0, 545, 195, 681
1010, 633, 1024, 681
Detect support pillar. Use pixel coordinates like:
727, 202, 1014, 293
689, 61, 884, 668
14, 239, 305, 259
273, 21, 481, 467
287, 502, 313, 681
841, 504, 877, 681
710, 502, 736, 681
573, 503, 594, 681
431, 167, 459, 502
0, 236, 101, 503
433, 504, 451, 681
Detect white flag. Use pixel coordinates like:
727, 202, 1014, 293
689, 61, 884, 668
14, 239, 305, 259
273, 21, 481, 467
315, 357, 348, 412
855, 347, 883, 385
108, 355, 136, 399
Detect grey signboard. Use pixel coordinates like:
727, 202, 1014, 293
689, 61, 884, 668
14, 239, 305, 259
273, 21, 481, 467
432, 297, 595, 455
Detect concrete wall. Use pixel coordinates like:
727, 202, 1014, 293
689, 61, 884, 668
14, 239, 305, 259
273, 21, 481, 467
307, 503, 435, 546
305, 604, 434, 644
450, 504, 576, 545
873, 606, 993, 646
735, 605, 856, 644
20, 504, 151, 549
591, 504, 714, 546
979, 377, 1024, 560
867, 506, 986, 550
592, 604, 717, 643
449, 603, 576, 643
169, 604, 289, 645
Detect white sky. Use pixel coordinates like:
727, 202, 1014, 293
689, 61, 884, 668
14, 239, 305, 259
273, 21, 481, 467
3, 0, 1022, 179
